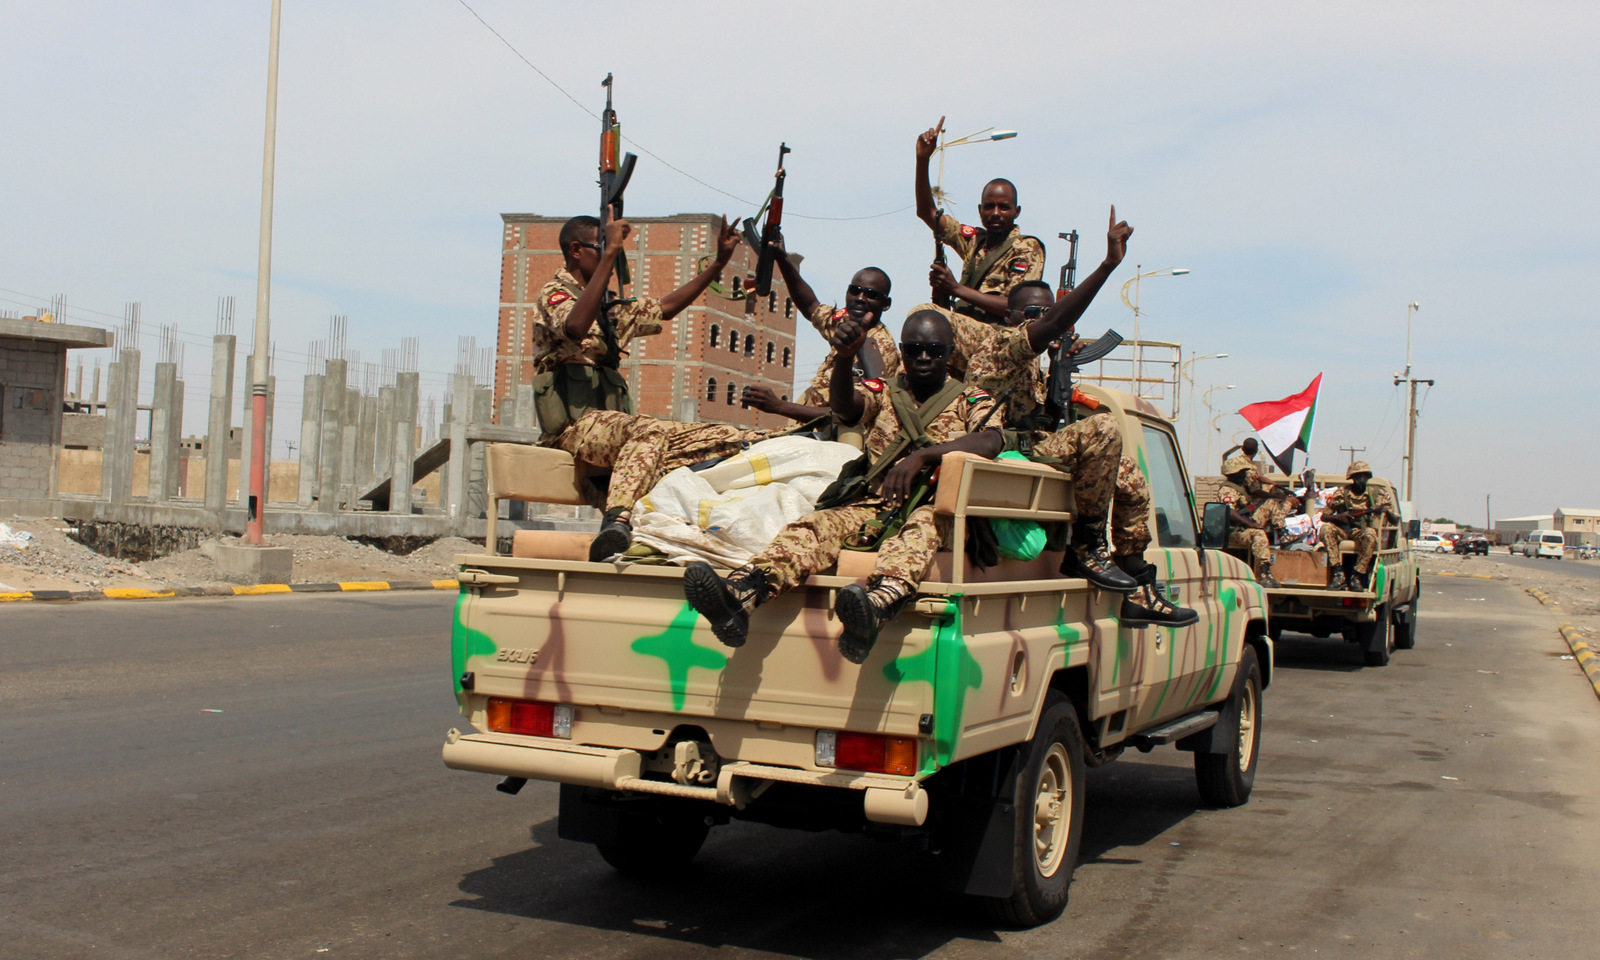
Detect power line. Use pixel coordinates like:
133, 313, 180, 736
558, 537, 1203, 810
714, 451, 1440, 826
452, 0, 911, 222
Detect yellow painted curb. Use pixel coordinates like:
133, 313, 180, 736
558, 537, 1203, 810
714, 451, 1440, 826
102, 588, 177, 600
337, 581, 391, 591
1437, 571, 1494, 579
0, 592, 33, 602
1527, 588, 1550, 605
1558, 623, 1600, 702
433, 579, 460, 590
232, 584, 294, 595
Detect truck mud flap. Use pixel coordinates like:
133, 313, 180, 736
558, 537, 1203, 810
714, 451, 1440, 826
929, 747, 1024, 898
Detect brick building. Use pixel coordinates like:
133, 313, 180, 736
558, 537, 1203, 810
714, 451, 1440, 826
0, 316, 112, 504
498, 213, 800, 431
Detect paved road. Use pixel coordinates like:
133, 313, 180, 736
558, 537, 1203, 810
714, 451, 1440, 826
4, 578, 1599, 959
1490, 553, 1600, 581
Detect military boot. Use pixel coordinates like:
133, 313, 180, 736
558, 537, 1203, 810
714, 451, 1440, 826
1349, 567, 1370, 592
1061, 521, 1138, 594
1256, 561, 1282, 588
682, 561, 769, 648
1327, 565, 1346, 591
835, 577, 914, 665
588, 507, 633, 562
1119, 563, 1199, 628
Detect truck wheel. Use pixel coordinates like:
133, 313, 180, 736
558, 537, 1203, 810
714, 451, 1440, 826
595, 806, 711, 876
1360, 604, 1393, 667
979, 692, 1086, 928
1194, 645, 1262, 807
1393, 591, 1418, 650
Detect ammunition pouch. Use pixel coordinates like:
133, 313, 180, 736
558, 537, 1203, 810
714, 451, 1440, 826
533, 363, 632, 438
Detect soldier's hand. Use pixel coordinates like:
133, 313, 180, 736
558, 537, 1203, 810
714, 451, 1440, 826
929, 262, 958, 297
740, 385, 783, 413
830, 316, 868, 356
880, 450, 929, 503
764, 228, 787, 260
1105, 205, 1133, 268
916, 117, 945, 161
1065, 332, 1086, 357
604, 217, 632, 250
714, 215, 740, 264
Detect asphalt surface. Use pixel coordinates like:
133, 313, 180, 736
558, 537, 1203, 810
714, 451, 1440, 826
4, 578, 1599, 959
1491, 552, 1600, 581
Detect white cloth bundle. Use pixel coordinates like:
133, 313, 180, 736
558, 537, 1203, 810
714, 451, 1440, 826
630, 435, 862, 567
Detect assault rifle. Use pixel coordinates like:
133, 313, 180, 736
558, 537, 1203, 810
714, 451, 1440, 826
741, 143, 791, 298
1043, 329, 1124, 429
598, 74, 637, 296
1055, 230, 1079, 299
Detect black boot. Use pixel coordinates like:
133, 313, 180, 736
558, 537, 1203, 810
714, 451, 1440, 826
588, 507, 633, 562
682, 561, 768, 648
1327, 565, 1347, 591
1257, 561, 1282, 588
1119, 564, 1200, 628
1061, 522, 1138, 594
1349, 568, 1370, 592
835, 577, 914, 665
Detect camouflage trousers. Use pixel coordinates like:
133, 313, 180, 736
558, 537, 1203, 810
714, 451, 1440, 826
1229, 527, 1272, 567
553, 411, 765, 514
1032, 415, 1152, 558
1317, 523, 1379, 573
1251, 497, 1297, 530
753, 500, 947, 597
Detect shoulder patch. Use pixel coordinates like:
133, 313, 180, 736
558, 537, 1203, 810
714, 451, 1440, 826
959, 224, 977, 238
832, 307, 847, 322
546, 290, 571, 307
966, 390, 991, 402
1009, 258, 1030, 273
861, 378, 886, 393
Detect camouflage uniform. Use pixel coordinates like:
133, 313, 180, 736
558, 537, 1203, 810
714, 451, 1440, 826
797, 304, 902, 407
533, 267, 764, 513
1217, 479, 1272, 566
750, 379, 997, 596
963, 323, 1150, 555
1317, 485, 1397, 573
937, 214, 1045, 316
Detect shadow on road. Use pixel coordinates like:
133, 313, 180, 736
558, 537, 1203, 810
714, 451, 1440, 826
450, 760, 1205, 957
1273, 634, 1367, 672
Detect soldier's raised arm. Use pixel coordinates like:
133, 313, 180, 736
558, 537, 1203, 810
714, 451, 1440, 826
563, 217, 631, 341
1024, 205, 1134, 353
829, 316, 869, 426
914, 117, 945, 232
768, 230, 820, 320
659, 217, 741, 321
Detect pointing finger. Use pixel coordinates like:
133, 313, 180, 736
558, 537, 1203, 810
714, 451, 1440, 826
934, 116, 945, 138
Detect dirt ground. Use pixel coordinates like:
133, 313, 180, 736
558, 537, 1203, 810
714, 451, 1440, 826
1417, 548, 1600, 644
0, 517, 478, 592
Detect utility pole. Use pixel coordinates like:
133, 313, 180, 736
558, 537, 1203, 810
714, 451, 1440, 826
1393, 301, 1434, 504
1339, 444, 1366, 466
246, 0, 282, 545
1486, 494, 1491, 533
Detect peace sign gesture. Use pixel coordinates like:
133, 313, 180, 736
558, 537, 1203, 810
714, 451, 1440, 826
1105, 204, 1133, 268
915, 116, 945, 161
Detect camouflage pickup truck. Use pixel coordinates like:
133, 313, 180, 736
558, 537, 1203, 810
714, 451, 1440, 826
1216, 473, 1419, 667
443, 385, 1271, 926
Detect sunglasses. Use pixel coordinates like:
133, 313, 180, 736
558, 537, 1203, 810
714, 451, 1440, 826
900, 341, 949, 360
1012, 305, 1048, 320
846, 284, 888, 303
574, 241, 603, 252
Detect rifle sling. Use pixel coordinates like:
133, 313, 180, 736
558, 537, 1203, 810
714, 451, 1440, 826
864, 377, 967, 487
960, 232, 1019, 291
556, 277, 624, 370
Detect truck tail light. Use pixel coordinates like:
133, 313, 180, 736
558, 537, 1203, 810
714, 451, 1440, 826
487, 697, 573, 739
1342, 598, 1363, 607
815, 729, 916, 776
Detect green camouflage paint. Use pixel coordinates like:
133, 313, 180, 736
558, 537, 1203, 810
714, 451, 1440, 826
451, 589, 499, 703
883, 598, 982, 771
631, 602, 729, 712
1199, 584, 1239, 703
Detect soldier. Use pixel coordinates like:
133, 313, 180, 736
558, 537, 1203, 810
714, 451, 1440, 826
684, 309, 1004, 664
914, 120, 1045, 324
739, 231, 901, 422
1316, 461, 1401, 591
962, 210, 1199, 627
1221, 438, 1298, 536
532, 214, 766, 562
1218, 456, 1280, 586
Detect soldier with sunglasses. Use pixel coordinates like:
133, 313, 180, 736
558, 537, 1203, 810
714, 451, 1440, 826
963, 208, 1199, 627
740, 231, 902, 422
685, 309, 1002, 664
532, 214, 768, 562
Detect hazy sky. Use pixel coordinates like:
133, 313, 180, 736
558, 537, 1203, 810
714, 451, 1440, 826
3, 1, 1595, 523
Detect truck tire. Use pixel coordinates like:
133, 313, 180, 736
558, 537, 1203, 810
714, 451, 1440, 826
979, 691, 1086, 928
1393, 590, 1418, 650
596, 806, 711, 876
1360, 604, 1393, 667
1194, 645, 1262, 808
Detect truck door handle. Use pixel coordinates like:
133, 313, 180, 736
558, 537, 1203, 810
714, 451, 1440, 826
459, 569, 519, 586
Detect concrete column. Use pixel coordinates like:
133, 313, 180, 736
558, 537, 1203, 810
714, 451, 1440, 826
168, 377, 185, 499
91, 365, 101, 408
317, 359, 348, 513
73, 364, 83, 402
205, 334, 236, 514
374, 385, 395, 491
237, 352, 254, 506
445, 374, 473, 524
101, 360, 121, 497
468, 385, 492, 518
513, 384, 535, 429
390, 372, 418, 515
296, 372, 324, 506
439, 399, 453, 507
338, 385, 359, 508
148, 362, 175, 501
356, 393, 378, 490
109, 349, 140, 504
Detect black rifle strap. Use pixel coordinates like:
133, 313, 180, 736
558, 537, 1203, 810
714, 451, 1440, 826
960, 231, 1020, 291
865, 377, 966, 487
558, 276, 623, 370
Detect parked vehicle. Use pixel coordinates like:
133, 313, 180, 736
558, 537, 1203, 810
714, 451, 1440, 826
1453, 536, 1489, 556
1521, 530, 1566, 559
1410, 534, 1451, 553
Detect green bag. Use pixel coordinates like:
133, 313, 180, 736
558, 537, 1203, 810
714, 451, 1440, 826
990, 451, 1047, 560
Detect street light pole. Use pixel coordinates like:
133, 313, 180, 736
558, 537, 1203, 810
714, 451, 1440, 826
1119, 266, 1189, 400
1392, 300, 1433, 504
246, 0, 282, 546
1202, 383, 1235, 468
1181, 352, 1227, 457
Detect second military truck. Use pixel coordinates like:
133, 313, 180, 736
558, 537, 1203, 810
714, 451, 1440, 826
442, 385, 1270, 926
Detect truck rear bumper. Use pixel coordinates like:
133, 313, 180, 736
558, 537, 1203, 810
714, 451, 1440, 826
442, 728, 928, 826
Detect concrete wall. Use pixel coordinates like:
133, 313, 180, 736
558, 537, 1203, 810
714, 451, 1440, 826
0, 335, 66, 500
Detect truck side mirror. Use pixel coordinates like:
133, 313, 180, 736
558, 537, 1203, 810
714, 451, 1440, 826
1201, 502, 1231, 550
1406, 520, 1421, 540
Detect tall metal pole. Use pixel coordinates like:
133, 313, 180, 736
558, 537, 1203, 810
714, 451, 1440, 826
1405, 379, 1419, 502
246, 0, 282, 545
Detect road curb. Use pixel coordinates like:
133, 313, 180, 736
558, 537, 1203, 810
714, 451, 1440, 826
1558, 623, 1600, 702
0, 579, 459, 604
1436, 571, 1495, 579
1527, 587, 1552, 605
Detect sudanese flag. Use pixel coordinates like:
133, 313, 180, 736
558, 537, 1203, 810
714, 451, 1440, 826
1239, 373, 1321, 475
